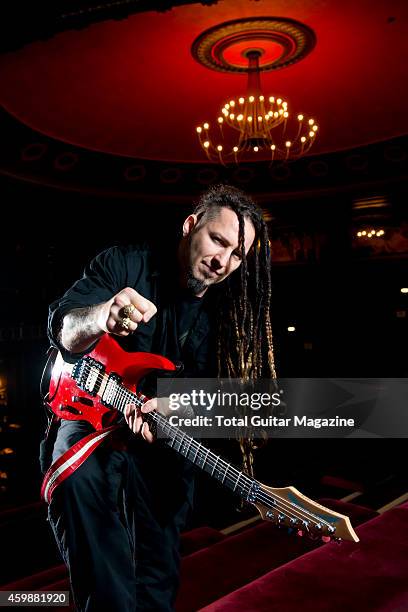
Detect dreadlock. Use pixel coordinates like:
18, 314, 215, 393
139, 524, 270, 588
192, 184, 277, 478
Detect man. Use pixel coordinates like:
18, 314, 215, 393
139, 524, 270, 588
42, 184, 276, 611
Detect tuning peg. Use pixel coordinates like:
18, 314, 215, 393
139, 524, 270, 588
265, 510, 274, 519
277, 514, 285, 524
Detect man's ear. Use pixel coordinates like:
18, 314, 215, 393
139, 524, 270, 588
182, 214, 198, 237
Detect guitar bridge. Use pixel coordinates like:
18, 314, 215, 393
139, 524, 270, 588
72, 357, 104, 396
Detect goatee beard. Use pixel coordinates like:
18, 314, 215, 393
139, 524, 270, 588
186, 270, 208, 295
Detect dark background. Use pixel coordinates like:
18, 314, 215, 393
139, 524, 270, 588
0, 0, 407, 585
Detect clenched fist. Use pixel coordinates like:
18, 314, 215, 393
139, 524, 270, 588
97, 287, 157, 337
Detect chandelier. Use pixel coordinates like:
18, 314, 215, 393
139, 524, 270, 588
192, 18, 318, 164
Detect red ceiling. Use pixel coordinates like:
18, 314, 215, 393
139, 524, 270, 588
0, 0, 407, 162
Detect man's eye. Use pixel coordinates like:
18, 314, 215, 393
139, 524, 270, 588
232, 251, 242, 260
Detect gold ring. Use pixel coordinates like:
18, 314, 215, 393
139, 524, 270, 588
122, 304, 136, 318
119, 317, 131, 330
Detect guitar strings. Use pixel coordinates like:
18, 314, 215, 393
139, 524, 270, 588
75, 362, 335, 532
77, 363, 334, 531
78, 362, 334, 532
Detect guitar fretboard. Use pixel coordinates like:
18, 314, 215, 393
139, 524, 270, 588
68, 351, 357, 541
114, 383, 258, 502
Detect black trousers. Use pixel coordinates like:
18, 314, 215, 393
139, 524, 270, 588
47, 421, 194, 612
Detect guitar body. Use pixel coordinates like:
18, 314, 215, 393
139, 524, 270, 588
47, 334, 176, 429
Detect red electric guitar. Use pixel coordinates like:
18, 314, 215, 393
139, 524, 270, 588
45, 334, 359, 543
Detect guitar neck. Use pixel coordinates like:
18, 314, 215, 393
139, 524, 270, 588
66, 345, 360, 542
115, 386, 258, 502
66, 349, 360, 542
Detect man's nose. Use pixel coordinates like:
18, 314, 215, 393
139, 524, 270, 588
212, 250, 229, 269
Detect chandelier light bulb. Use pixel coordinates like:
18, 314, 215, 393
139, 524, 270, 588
195, 58, 318, 163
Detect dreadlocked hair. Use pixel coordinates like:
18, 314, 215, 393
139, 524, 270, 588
192, 185, 277, 479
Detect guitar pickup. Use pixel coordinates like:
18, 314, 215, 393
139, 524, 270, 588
101, 372, 122, 408
72, 357, 105, 396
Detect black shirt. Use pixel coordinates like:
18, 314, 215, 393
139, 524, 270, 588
48, 243, 218, 377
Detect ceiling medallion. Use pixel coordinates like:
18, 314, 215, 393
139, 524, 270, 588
192, 18, 318, 164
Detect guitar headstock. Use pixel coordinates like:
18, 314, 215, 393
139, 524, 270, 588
254, 484, 359, 543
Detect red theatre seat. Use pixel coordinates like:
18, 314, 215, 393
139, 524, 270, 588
198, 502, 408, 612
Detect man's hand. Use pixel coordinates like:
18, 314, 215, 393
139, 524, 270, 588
61, 288, 157, 353
125, 398, 195, 443
124, 398, 165, 443
97, 287, 157, 337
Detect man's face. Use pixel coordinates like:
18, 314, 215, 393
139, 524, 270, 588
182, 207, 256, 295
